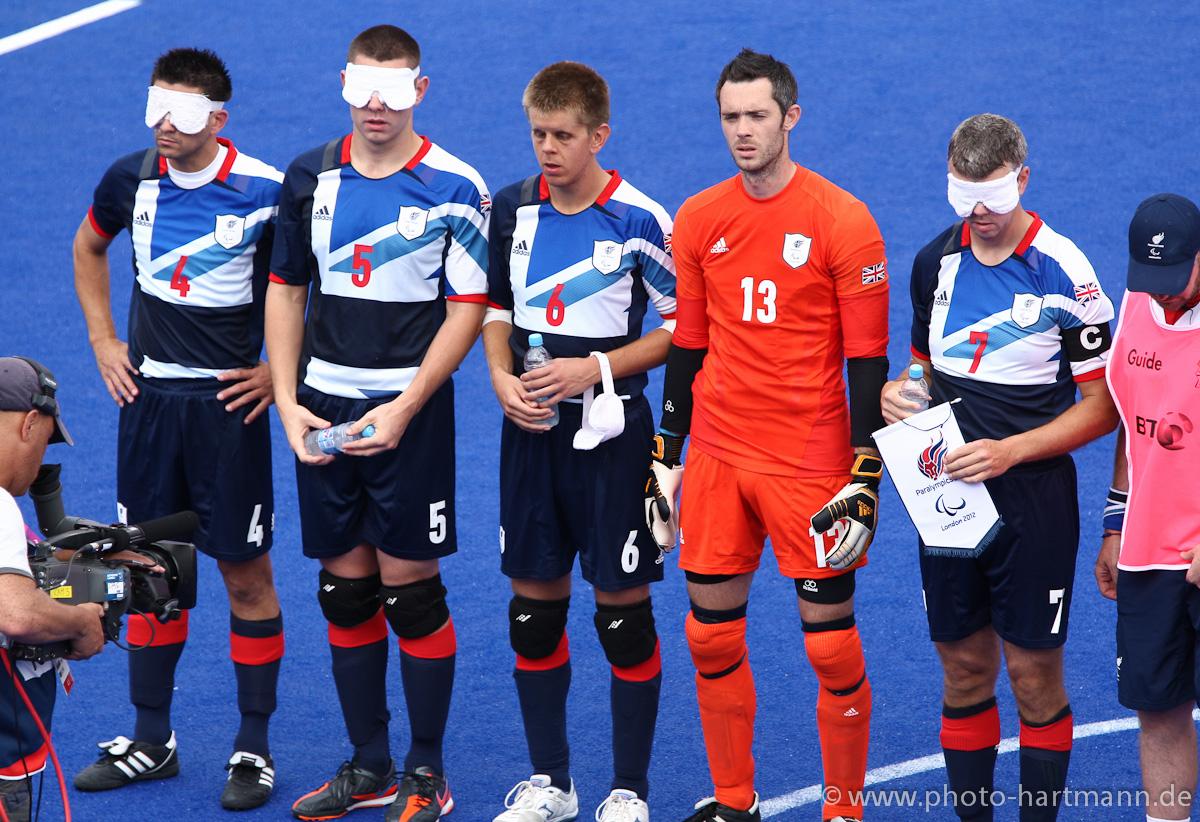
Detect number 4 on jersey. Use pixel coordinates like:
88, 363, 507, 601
170, 255, 190, 298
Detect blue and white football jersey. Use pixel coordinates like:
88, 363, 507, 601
911, 215, 1114, 441
487, 172, 676, 398
89, 138, 283, 379
270, 135, 489, 399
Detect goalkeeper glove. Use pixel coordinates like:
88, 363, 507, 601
645, 432, 685, 552
809, 454, 884, 570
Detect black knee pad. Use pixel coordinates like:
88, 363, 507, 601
508, 595, 569, 660
794, 569, 856, 604
317, 570, 381, 628
594, 598, 658, 669
380, 574, 449, 639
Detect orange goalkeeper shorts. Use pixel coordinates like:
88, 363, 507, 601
678, 447, 860, 579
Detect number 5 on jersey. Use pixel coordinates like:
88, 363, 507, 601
740, 276, 776, 323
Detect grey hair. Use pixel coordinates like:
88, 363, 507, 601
947, 113, 1028, 179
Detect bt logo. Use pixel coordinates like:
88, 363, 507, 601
1134, 412, 1193, 451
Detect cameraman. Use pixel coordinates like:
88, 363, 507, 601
0, 357, 104, 822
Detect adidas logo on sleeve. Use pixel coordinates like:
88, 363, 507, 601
709, 236, 729, 254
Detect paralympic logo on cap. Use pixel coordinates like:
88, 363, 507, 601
917, 434, 948, 480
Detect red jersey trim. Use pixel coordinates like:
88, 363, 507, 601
0, 742, 48, 778
595, 170, 622, 206
87, 206, 115, 240
340, 133, 353, 164
268, 272, 289, 284
538, 174, 550, 200
910, 344, 931, 360
486, 300, 508, 310
215, 137, 238, 182
659, 311, 676, 320
447, 293, 488, 304
1073, 366, 1106, 383
404, 136, 432, 170
1013, 211, 1043, 257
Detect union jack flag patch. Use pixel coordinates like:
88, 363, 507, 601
1074, 282, 1101, 303
861, 262, 887, 285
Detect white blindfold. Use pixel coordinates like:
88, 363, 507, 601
947, 166, 1022, 219
342, 63, 420, 111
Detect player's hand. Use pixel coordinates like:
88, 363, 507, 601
881, 376, 925, 424
1095, 533, 1120, 600
1181, 546, 1200, 589
945, 439, 1019, 483
66, 602, 106, 660
644, 433, 684, 552
520, 356, 602, 405
91, 336, 139, 407
490, 369, 554, 433
341, 398, 416, 457
810, 454, 884, 570
276, 401, 334, 466
216, 361, 274, 423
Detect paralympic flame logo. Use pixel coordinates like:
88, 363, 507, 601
917, 433, 948, 479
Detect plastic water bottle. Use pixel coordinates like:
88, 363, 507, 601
523, 333, 560, 428
304, 423, 376, 456
899, 364, 931, 411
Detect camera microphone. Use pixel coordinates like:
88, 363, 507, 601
29, 463, 75, 536
126, 511, 200, 546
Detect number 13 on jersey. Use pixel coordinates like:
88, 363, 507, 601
740, 276, 776, 324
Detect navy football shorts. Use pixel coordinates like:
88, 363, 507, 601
499, 395, 663, 592
919, 456, 1078, 649
295, 381, 456, 561
1117, 569, 1200, 711
118, 376, 273, 561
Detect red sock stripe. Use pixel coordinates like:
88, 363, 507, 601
327, 610, 388, 649
126, 609, 189, 647
398, 618, 457, 659
0, 741, 48, 778
230, 630, 285, 665
515, 633, 569, 671
941, 704, 1001, 751
613, 639, 662, 682
1020, 713, 1073, 752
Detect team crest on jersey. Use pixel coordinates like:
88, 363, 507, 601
1010, 293, 1043, 328
592, 240, 624, 275
214, 214, 246, 249
397, 206, 429, 240
782, 233, 811, 269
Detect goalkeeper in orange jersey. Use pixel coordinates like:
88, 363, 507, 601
645, 48, 889, 822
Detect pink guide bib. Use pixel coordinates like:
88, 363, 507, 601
1107, 290, 1200, 570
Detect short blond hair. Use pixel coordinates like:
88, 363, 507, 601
523, 62, 610, 130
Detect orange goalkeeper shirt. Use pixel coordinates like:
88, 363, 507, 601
672, 164, 889, 477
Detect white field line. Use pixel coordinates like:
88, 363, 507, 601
0, 0, 141, 57
760, 711, 1199, 817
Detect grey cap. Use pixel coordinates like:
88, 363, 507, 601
0, 357, 73, 446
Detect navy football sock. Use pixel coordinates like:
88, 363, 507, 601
397, 620, 457, 775
515, 635, 572, 792
329, 612, 392, 775
942, 698, 1001, 820
610, 669, 661, 798
128, 613, 189, 746
1019, 707, 1073, 821
230, 612, 283, 756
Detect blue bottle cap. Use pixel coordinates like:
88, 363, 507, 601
908, 363, 924, 380
362, 424, 376, 438
528, 333, 543, 347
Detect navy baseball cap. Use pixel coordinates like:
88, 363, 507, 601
0, 357, 73, 445
1128, 193, 1200, 294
